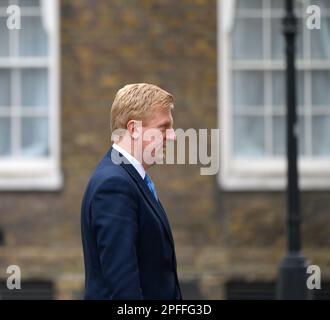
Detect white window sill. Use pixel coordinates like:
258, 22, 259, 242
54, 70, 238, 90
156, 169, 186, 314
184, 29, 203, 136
220, 175, 330, 191
219, 158, 330, 191
0, 159, 63, 191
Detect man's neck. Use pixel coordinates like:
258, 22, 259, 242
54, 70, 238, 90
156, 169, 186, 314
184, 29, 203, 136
115, 141, 133, 157
114, 141, 148, 171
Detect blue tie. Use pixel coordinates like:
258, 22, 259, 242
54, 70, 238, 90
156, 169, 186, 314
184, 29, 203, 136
144, 174, 158, 201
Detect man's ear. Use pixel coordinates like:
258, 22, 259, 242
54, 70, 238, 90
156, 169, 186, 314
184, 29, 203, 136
127, 120, 140, 139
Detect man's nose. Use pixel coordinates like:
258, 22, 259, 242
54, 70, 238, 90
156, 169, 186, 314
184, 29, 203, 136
166, 128, 176, 141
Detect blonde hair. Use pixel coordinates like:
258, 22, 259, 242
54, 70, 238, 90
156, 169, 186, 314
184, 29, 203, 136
110, 83, 174, 132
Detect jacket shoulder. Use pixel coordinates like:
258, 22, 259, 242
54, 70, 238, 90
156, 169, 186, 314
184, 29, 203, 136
87, 156, 137, 199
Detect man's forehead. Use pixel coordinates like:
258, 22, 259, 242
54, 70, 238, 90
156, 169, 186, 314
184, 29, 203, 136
144, 109, 172, 126
153, 105, 173, 117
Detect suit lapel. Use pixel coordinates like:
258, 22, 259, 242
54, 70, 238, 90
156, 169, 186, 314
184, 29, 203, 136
108, 147, 175, 248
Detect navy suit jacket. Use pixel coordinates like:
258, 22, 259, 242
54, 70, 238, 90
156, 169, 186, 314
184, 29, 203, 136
81, 147, 182, 300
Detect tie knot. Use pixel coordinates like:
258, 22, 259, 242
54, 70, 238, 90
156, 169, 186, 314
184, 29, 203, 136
144, 174, 152, 184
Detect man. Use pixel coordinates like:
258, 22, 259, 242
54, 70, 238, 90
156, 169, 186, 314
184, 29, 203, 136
81, 83, 182, 300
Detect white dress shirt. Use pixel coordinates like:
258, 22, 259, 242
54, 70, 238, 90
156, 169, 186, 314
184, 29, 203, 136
112, 143, 146, 179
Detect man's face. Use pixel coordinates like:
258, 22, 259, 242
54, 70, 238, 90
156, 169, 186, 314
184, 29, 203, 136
140, 105, 176, 166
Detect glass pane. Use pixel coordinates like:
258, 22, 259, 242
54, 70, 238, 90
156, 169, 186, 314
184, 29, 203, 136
19, 16, 48, 56
21, 69, 48, 107
237, 0, 263, 9
273, 116, 285, 155
233, 116, 265, 157
233, 71, 264, 109
0, 17, 9, 56
272, 71, 304, 110
21, 117, 49, 157
273, 115, 305, 156
271, 18, 303, 59
271, 18, 285, 60
311, 18, 330, 60
312, 116, 330, 156
18, 0, 39, 6
312, 0, 330, 9
0, 117, 11, 156
233, 18, 263, 60
0, 70, 11, 106
311, 71, 330, 107
0, 1, 10, 7
296, 18, 304, 59
272, 71, 284, 108
270, 0, 282, 9
271, 0, 303, 13
271, 18, 283, 60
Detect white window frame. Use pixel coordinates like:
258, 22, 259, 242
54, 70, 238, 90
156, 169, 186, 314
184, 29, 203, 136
217, 0, 330, 191
0, 0, 62, 191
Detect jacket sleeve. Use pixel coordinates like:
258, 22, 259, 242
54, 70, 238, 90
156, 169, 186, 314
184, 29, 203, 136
91, 176, 143, 299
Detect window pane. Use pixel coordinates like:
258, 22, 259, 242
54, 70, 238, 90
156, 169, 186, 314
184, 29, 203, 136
270, 0, 303, 13
271, 18, 283, 60
21, 117, 49, 157
0, 117, 11, 156
272, 71, 283, 108
233, 18, 263, 60
273, 115, 305, 156
272, 71, 304, 110
311, 18, 330, 60
18, 0, 40, 6
0, 1, 10, 7
19, 16, 48, 56
271, 18, 303, 60
312, 116, 330, 156
0, 17, 9, 56
237, 0, 263, 9
270, 0, 283, 9
273, 116, 285, 155
21, 69, 48, 107
311, 71, 330, 107
312, 0, 330, 9
233, 71, 264, 109
233, 116, 265, 157
0, 70, 11, 107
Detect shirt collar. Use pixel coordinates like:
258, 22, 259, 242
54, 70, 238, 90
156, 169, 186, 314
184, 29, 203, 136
112, 143, 146, 179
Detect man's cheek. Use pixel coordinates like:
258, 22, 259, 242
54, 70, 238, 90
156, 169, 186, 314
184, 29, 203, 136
155, 137, 165, 161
